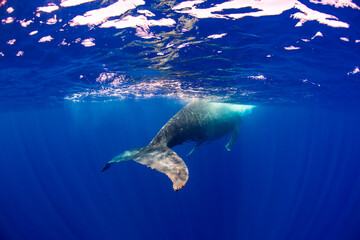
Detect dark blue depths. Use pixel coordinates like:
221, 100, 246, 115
0, 100, 360, 240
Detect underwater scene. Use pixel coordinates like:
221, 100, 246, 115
1, 0, 360, 239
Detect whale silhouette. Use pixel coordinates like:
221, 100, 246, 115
101, 100, 254, 191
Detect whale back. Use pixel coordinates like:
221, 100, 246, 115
149, 101, 242, 148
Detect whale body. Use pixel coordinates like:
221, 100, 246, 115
101, 100, 253, 191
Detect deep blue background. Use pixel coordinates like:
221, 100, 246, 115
1, 99, 360, 240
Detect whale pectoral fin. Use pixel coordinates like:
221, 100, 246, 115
187, 142, 203, 158
226, 124, 239, 151
134, 147, 189, 191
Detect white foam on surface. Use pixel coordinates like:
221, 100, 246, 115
248, 75, 266, 80
347, 67, 359, 75
137, 9, 155, 17
37, 4, 59, 13
7, 39, 16, 45
20, 19, 33, 27
292, 2, 349, 28
173, 0, 351, 28
311, 31, 323, 39
29, 30, 38, 35
340, 37, 349, 41
284, 46, 300, 50
177, 42, 193, 49
46, 15, 58, 25
207, 33, 227, 39
101, 15, 175, 29
96, 73, 116, 83
2, 17, 14, 24
60, 0, 97, 7
39, 35, 54, 42
16, 51, 24, 56
7, 7, 14, 13
60, 39, 69, 46
173, 0, 297, 19
173, 0, 205, 10
309, 0, 360, 9
81, 38, 95, 47
69, 0, 145, 26
100, 15, 175, 39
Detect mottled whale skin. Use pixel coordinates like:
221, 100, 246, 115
102, 100, 253, 191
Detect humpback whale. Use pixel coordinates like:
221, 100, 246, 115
101, 100, 253, 191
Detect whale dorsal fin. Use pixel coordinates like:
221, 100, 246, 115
134, 146, 189, 191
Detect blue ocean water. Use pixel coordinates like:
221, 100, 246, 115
1, 0, 360, 239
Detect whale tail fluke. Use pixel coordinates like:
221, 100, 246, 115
134, 146, 189, 191
101, 146, 146, 172
102, 146, 189, 191
101, 163, 111, 172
